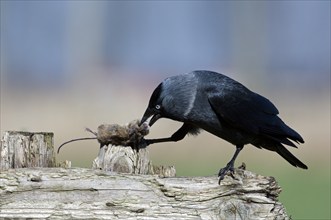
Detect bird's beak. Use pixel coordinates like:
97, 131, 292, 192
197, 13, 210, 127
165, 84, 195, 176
140, 108, 161, 126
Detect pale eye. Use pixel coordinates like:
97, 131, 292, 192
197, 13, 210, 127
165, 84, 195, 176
155, 104, 161, 110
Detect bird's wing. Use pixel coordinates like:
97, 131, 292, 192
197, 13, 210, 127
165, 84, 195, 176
207, 85, 280, 136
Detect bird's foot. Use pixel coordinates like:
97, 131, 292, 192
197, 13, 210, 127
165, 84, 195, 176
218, 162, 235, 184
137, 138, 151, 148
128, 138, 150, 152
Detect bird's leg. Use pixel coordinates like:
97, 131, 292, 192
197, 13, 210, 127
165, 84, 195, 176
142, 123, 191, 146
218, 145, 243, 184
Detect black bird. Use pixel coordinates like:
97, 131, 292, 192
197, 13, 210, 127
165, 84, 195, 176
140, 70, 307, 183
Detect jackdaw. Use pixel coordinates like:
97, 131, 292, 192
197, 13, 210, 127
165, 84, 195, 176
140, 70, 307, 183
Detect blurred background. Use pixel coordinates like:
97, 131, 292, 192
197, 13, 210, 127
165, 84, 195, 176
1, 1, 330, 219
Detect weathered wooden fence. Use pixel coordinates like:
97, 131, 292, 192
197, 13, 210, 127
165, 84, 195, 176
0, 131, 289, 219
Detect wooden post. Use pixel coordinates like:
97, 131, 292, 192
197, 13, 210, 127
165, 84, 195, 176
0, 131, 289, 219
0, 131, 55, 170
92, 145, 176, 177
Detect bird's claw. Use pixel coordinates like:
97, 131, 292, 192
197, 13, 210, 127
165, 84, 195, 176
128, 138, 150, 152
138, 138, 151, 148
218, 163, 235, 184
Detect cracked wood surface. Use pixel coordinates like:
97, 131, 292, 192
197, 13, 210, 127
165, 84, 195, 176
0, 131, 55, 170
0, 167, 288, 219
92, 145, 176, 178
0, 131, 289, 219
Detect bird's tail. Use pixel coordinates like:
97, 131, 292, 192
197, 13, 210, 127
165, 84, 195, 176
276, 144, 308, 169
263, 119, 305, 148
283, 123, 304, 144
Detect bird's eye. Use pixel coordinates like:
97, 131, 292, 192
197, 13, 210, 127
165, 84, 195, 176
155, 104, 161, 110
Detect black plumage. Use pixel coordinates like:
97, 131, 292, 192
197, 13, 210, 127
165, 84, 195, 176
140, 70, 307, 183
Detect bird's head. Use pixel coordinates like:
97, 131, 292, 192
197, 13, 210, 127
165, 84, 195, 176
140, 74, 198, 126
140, 82, 164, 126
